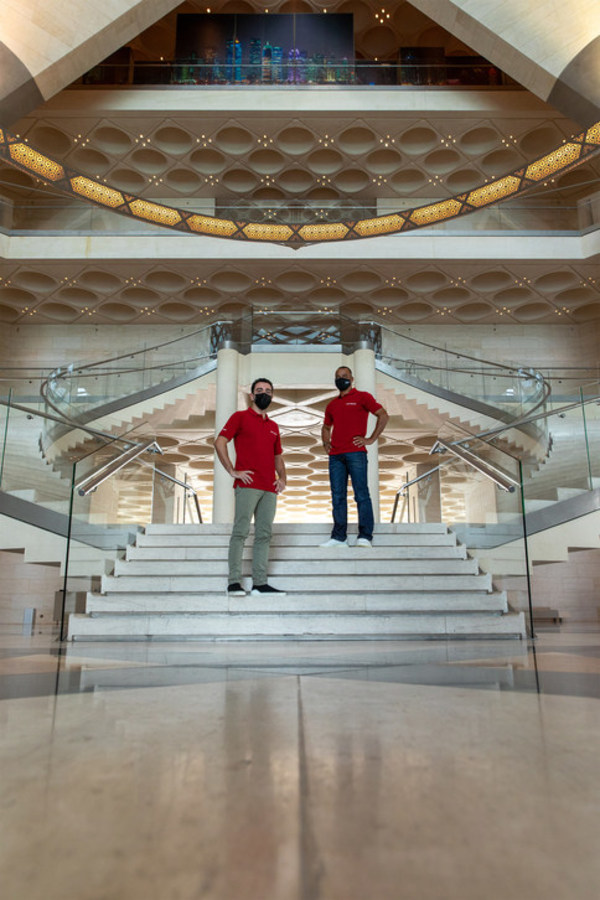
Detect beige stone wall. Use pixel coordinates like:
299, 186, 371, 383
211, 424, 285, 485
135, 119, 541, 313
2, 321, 598, 375
1, 0, 180, 102
383, 321, 600, 380
409, 0, 600, 124
531, 550, 600, 622
0, 549, 59, 628
1, 322, 210, 378
409, 0, 600, 89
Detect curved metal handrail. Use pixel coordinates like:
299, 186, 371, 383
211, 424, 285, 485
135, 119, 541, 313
390, 385, 600, 521
38, 309, 552, 444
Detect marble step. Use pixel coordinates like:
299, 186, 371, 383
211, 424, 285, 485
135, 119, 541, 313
100, 572, 493, 593
126, 545, 468, 562
67, 610, 526, 640
112, 557, 480, 577
86, 590, 508, 614
143, 522, 450, 536
136, 531, 459, 548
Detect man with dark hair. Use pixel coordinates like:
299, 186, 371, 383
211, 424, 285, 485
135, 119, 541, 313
215, 377, 287, 595
321, 365, 389, 548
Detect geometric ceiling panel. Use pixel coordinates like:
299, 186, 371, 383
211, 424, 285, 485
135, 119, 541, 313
1, 259, 599, 326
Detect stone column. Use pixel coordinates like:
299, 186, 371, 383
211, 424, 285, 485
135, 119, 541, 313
353, 345, 381, 521
213, 345, 240, 523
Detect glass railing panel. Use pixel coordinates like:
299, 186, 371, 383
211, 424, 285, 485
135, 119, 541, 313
1, 196, 582, 236
378, 322, 549, 423
43, 324, 217, 423
520, 384, 600, 516
0, 401, 74, 518
58, 439, 203, 636
397, 444, 531, 632
579, 383, 600, 488
77, 60, 515, 89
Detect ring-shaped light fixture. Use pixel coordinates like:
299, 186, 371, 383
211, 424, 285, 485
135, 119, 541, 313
1, 123, 599, 247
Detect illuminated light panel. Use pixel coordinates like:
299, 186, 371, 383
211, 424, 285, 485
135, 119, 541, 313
129, 199, 181, 226
0, 120, 599, 245
467, 176, 521, 207
354, 214, 404, 236
297, 223, 349, 241
9, 143, 64, 181
525, 143, 582, 181
409, 199, 463, 226
71, 176, 124, 207
188, 214, 238, 236
242, 223, 295, 241
587, 123, 600, 144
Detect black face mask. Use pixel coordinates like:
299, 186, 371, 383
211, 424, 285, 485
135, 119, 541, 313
335, 377, 351, 392
254, 393, 272, 410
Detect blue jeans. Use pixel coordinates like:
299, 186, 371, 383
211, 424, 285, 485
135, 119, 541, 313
328, 451, 374, 542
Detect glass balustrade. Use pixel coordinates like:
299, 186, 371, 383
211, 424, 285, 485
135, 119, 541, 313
0, 197, 585, 236
376, 319, 550, 425
520, 382, 600, 518
77, 59, 512, 89
40, 310, 553, 449
394, 433, 533, 633
0, 395, 202, 636
57, 432, 203, 637
43, 324, 216, 427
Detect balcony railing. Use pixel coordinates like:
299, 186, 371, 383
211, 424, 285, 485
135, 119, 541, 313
79, 60, 514, 89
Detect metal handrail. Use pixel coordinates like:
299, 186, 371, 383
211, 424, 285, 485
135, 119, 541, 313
75, 439, 162, 495
0, 397, 203, 521
390, 464, 444, 522
134, 456, 203, 524
390, 386, 600, 521
431, 439, 519, 492
0, 397, 143, 450
74, 440, 204, 522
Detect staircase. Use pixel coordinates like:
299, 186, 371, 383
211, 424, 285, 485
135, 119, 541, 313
67, 523, 526, 641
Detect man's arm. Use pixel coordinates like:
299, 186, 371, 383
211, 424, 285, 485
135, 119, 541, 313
214, 434, 253, 485
274, 454, 287, 493
353, 407, 389, 448
321, 422, 332, 453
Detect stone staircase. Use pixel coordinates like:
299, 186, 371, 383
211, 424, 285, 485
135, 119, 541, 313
67, 523, 526, 641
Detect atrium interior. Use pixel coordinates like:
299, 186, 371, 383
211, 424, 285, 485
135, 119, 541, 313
0, 2, 599, 898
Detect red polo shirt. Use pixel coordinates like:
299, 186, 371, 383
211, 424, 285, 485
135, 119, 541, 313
218, 408, 282, 492
324, 388, 383, 455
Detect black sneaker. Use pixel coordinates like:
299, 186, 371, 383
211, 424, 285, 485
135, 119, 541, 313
251, 584, 287, 596
227, 582, 246, 596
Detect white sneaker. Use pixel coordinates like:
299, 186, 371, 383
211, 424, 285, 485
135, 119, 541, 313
320, 538, 349, 548
355, 538, 373, 548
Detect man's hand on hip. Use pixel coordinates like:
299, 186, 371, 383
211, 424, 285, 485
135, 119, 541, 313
232, 469, 254, 484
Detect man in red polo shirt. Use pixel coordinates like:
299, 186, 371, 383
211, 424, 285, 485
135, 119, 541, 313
215, 377, 287, 596
321, 365, 389, 548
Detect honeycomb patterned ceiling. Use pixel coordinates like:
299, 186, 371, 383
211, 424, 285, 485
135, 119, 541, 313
1, 259, 599, 326
1, 1, 599, 323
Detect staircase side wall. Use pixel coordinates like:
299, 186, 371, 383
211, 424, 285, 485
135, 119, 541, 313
0, 549, 59, 629
531, 549, 600, 623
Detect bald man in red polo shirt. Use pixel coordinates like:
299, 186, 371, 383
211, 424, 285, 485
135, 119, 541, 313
215, 377, 287, 596
321, 365, 389, 548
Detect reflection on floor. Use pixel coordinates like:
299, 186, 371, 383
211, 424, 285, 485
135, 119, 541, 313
1, 629, 599, 899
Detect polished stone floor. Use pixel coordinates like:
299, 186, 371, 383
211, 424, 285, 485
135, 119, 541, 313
1, 629, 599, 900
